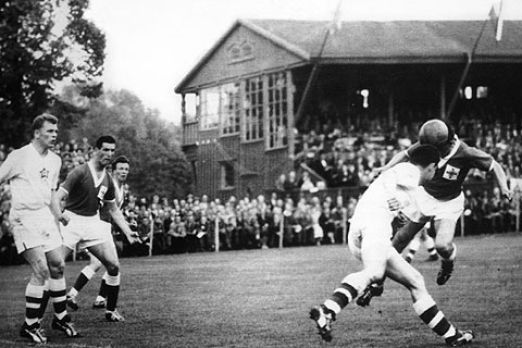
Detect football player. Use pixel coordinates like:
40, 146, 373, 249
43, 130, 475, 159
66, 155, 132, 311
357, 119, 511, 306
310, 144, 473, 346
55, 137, 139, 322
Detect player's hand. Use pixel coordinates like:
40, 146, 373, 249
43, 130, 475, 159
396, 211, 410, 225
59, 213, 70, 226
386, 197, 402, 212
372, 166, 387, 177
124, 229, 141, 244
502, 188, 513, 201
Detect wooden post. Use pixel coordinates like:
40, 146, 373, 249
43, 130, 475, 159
460, 213, 465, 237
214, 217, 220, 252
513, 190, 520, 232
263, 74, 270, 150
287, 70, 295, 158
342, 207, 347, 245
440, 75, 446, 120
279, 213, 284, 249
149, 216, 154, 257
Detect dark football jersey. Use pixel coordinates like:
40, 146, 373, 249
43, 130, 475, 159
61, 163, 115, 216
407, 139, 493, 201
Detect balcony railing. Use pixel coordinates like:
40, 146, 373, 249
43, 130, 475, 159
183, 121, 199, 146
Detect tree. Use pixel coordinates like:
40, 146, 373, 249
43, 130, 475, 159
60, 87, 193, 199
0, 0, 105, 147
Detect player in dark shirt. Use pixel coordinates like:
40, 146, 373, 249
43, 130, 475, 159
357, 119, 511, 307
53, 136, 139, 322
66, 156, 131, 311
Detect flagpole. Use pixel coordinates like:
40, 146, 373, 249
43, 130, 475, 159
446, 12, 494, 120
294, 0, 343, 124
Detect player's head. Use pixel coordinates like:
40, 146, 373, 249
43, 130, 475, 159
32, 113, 58, 148
94, 135, 116, 167
112, 155, 130, 182
418, 119, 454, 155
409, 144, 440, 184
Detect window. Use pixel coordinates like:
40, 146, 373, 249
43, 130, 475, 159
267, 72, 288, 149
476, 86, 488, 99
183, 93, 198, 123
220, 83, 240, 135
463, 86, 473, 100
243, 77, 264, 141
357, 89, 370, 108
227, 40, 254, 64
228, 44, 241, 61
221, 162, 235, 188
241, 41, 253, 57
199, 87, 220, 130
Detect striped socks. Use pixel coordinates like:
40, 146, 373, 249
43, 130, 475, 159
25, 283, 44, 327
49, 278, 67, 320
413, 295, 457, 339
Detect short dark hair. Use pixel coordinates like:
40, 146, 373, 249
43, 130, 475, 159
32, 113, 58, 133
112, 155, 130, 170
409, 144, 440, 167
95, 135, 116, 149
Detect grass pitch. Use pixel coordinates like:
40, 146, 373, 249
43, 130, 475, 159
1, 232, 521, 347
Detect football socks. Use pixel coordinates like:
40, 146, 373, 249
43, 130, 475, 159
49, 278, 68, 320
413, 295, 457, 339
25, 283, 44, 326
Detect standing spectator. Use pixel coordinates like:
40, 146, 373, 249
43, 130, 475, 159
310, 197, 323, 245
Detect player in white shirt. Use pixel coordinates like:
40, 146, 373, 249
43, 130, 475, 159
66, 156, 130, 311
0, 114, 78, 343
309, 144, 473, 347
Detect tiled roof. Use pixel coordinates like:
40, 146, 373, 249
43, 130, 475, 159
247, 19, 522, 62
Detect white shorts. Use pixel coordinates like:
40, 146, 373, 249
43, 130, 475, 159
348, 210, 393, 261
10, 208, 63, 254
402, 187, 464, 223
61, 210, 112, 250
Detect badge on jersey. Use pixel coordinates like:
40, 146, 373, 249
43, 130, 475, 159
98, 185, 108, 200
442, 164, 460, 181
40, 168, 49, 179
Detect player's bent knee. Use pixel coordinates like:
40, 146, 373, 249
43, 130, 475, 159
48, 259, 65, 277
105, 262, 120, 276
435, 245, 453, 259
409, 269, 426, 292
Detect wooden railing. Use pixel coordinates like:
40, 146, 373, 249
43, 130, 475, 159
182, 121, 199, 146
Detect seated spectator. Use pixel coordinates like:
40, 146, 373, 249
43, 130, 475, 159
300, 171, 316, 192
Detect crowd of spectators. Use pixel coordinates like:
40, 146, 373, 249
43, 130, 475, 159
1, 115, 522, 264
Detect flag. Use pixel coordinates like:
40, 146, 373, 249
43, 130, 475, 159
488, 1, 504, 41
328, 0, 344, 35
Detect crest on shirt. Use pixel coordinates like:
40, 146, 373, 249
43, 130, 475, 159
40, 168, 49, 179
442, 164, 460, 181
97, 185, 108, 200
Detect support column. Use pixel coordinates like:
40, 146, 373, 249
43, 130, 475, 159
287, 70, 295, 159
440, 75, 446, 120
263, 74, 270, 150
388, 89, 394, 127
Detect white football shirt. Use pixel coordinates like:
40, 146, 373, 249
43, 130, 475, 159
355, 162, 421, 219
0, 143, 61, 211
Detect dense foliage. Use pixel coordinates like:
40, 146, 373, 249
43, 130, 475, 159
0, 0, 105, 146
59, 87, 193, 199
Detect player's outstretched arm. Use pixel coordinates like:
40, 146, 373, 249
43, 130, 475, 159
490, 160, 512, 200
107, 201, 140, 244
373, 150, 409, 175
